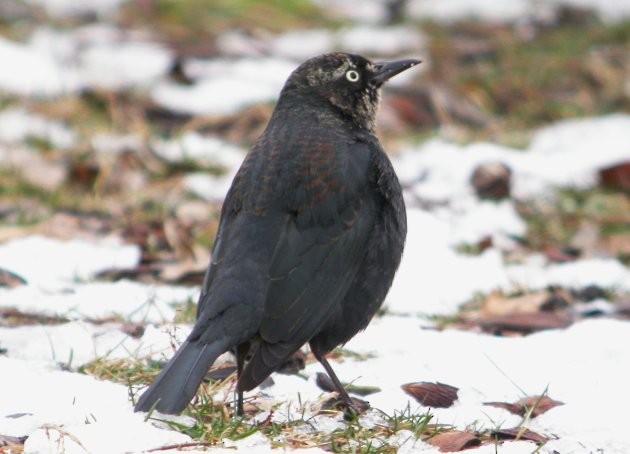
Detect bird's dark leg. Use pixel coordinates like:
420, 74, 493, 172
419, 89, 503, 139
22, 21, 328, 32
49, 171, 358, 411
235, 343, 248, 416
313, 350, 356, 412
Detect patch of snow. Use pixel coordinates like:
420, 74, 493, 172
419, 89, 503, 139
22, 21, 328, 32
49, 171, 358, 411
79, 41, 173, 90
406, 0, 630, 24
0, 321, 140, 367
0, 280, 196, 323
406, 0, 534, 23
337, 25, 425, 56
507, 257, 630, 292
270, 29, 335, 60
312, 0, 390, 23
152, 58, 294, 116
525, 113, 630, 188
0, 108, 77, 149
215, 29, 271, 57
0, 235, 140, 287
443, 199, 527, 245
0, 357, 190, 452
181, 317, 630, 452
269, 26, 425, 62
90, 132, 143, 155
386, 209, 511, 315
396, 114, 630, 202
152, 132, 246, 169
0, 26, 174, 96
183, 170, 238, 202
0, 35, 81, 97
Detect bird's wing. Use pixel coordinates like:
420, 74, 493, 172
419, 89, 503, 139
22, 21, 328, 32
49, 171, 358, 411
239, 140, 376, 389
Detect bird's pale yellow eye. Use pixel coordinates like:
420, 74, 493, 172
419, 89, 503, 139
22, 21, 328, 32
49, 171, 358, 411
345, 70, 360, 82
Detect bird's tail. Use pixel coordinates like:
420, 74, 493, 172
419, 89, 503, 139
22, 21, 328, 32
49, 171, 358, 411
134, 339, 227, 414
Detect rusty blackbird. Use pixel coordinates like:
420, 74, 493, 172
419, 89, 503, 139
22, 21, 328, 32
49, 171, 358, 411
135, 53, 420, 415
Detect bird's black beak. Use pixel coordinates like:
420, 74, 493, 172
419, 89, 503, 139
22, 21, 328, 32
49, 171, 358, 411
371, 58, 421, 85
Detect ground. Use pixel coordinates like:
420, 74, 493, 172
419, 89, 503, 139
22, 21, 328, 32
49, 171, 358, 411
1, 0, 629, 453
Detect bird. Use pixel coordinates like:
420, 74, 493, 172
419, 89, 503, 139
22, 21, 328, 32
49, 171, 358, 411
134, 52, 420, 415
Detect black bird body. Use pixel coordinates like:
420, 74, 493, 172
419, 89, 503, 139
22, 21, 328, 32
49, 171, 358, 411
135, 53, 419, 414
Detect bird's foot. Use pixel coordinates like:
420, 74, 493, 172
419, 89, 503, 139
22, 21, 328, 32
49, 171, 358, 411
322, 395, 370, 420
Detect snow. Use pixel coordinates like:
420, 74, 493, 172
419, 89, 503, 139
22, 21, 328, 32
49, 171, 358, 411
183, 170, 239, 202
396, 114, 630, 201
0, 357, 190, 453
152, 58, 295, 116
152, 132, 247, 169
0, 26, 173, 96
0, 108, 77, 149
78, 41, 173, 90
0, 280, 197, 323
336, 25, 425, 56
320, 0, 630, 23
270, 29, 336, 60
0, 35, 81, 97
386, 209, 512, 315
0, 235, 140, 287
507, 257, 630, 291
407, 0, 535, 23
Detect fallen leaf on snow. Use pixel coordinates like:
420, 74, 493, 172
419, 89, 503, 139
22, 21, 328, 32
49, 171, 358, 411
470, 161, 512, 200
491, 427, 549, 444
481, 290, 551, 317
484, 395, 564, 418
0, 267, 27, 288
480, 311, 572, 335
599, 161, 630, 193
426, 431, 481, 452
401, 381, 459, 408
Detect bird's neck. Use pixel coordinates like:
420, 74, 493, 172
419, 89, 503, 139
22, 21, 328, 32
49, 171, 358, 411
272, 92, 375, 135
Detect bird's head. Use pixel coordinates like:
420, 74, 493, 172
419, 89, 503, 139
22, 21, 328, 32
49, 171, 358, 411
279, 53, 421, 131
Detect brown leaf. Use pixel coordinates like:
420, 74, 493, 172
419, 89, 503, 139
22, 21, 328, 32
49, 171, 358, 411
480, 311, 572, 335
491, 427, 549, 444
426, 431, 481, 452
481, 290, 550, 317
543, 244, 580, 263
0, 433, 27, 447
401, 382, 459, 408
484, 395, 564, 418
0, 268, 27, 288
470, 162, 512, 200
599, 162, 630, 193
120, 323, 145, 338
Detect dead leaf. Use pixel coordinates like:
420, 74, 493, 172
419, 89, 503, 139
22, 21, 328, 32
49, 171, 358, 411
470, 162, 512, 200
0, 268, 27, 288
426, 431, 481, 452
401, 382, 459, 408
484, 395, 564, 418
0, 433, 27, 447
491, 427, 549, 444
120, 323, 145, 338
0, 308, 68, 327
543, 244, 580, 262
480, 311, 572, 335
599, 162, 630, 193
482, 291, 550, 317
